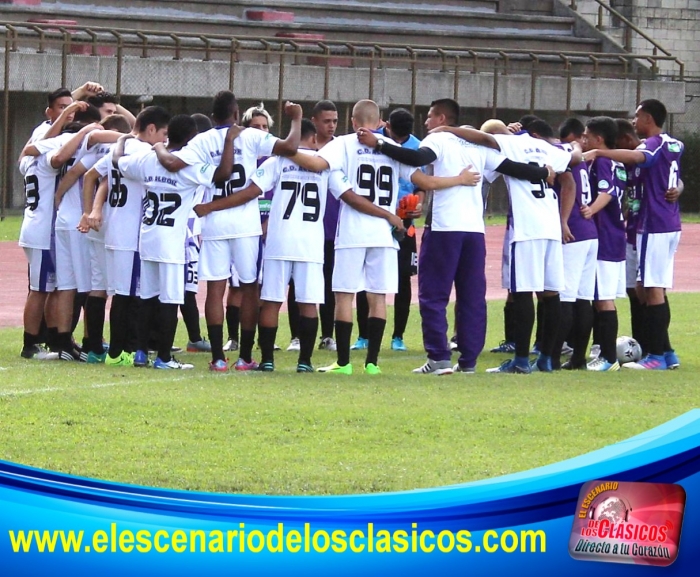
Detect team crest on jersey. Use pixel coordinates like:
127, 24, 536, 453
599, 180, 610, 190
615, 167, 628, 181
256, 168, 264, 177
200, 164, 210, 173
668, 142, 681, 153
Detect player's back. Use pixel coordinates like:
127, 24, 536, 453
555, 142, 597, 243
590, 157, 626, 262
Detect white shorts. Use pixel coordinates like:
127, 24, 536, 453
228, 264, 240, 289
200, 236, 259, 283
500, 225, 514, 290
140, 260, 186, 304
594, 260, 626, 301
637, 231, 681, 289
105, 248, 140, 297
89, 240, 108, 292
508, 239, 564, 293
261, 259, 324, 304
561, 239, 598, 302
24, 247, 56, 292
185, 243, 200, 294
625, 242, 638, 290
55, 229, 91, 292
332, 247, 398, 294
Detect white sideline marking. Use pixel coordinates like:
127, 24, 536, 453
0, 375, 201, 397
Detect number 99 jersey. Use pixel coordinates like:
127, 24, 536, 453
492, 133, 572, 243
318, 133, 415, 249
252, 150, 346, 263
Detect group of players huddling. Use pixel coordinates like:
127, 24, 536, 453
17, 81, 683, 374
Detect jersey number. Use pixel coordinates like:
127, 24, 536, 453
580, 169, 592, 205
109, 169, 128, 208
282, 181, 320, 222
213, 164, 246, 200
668, 160, 679, 190
143, 191, 182, 227
24, 175, 39, 211
528, 162, 548, 199
356, 164, 393, 206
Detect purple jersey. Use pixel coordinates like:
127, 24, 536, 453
590, 157, 626, 262
636, 134, 683, 234
624, 165, 642, 246
555, 143, 597, 243
323, 193, 340, 241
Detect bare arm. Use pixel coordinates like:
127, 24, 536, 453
430, 126, 501, 150
411, 168, 481, 191
338, 189, 404, 232
557, 171, 576, 243
39, 101, 90, 144
86, 177, 109, 232
665, 178, 684, 203
111, 133, 134, 168
289, 152, 330, 173
154, 145, 188, 172
50, 124, 101, 168
580, 192, 613, 219
115, 105, 136, 127
87, 129, 123, 146
584, 148, 646, 165
71, 81, 104, 101
77, 168, 103, 232
194, 183, 262, 217
271, 102, 302, 157
211, 124, 243, 183
55, 162, 88, 208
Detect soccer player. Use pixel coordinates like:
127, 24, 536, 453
580, 117, 628, 371
86, 91, 136, 126
115, 116, 237, 369
584, 99, 683, 370
312, 99, 340, 352
359, 100, 556, 374
154, 91, 302, 372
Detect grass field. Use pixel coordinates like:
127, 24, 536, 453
1, 294, 699, 496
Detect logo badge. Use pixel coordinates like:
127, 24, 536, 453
569, 481, 685, 566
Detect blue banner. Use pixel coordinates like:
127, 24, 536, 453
2, 410, 700, 575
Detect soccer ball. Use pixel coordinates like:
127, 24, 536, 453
616, 336, 643, 364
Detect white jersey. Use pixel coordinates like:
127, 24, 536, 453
319, 133, 415, 249
175, 126, 279, 241
55, 135, 92, 231
19, 121, 52, 176
491, 134, 571, 243
118, 150, 216, 264
81, 143, 114, 244
252, 150, 346, 263
18, 133, 74, 250
102, 138, 152, 251
420, 132, 506, 233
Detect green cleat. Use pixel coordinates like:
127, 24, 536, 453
105, 351, 134, 367
317, 362, 353, 375
364, 363, 382, 375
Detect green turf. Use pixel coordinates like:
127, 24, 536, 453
1, 294, 699, 495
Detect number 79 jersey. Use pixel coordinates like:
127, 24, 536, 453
252, 150, 346, 263
318, 133, 415, 249
492, 133, 572, 243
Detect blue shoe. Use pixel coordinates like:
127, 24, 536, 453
587, 358, 620, 371
664, 350, 680, 370
486, 358, 531, 374
296, 363, 314, 373
209, 359, 229, 372
350, 337, 368, 350
153, 357, 193, 370
256, 361, 275, 372
623, 354, 667, 370
133, 350, 149, 367
530, 343, 541, 355
490, 341, 516, 353
530, 354, 553, 373
391, 337, 407, 352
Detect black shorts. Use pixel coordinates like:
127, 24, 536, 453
398, 220, 418, 277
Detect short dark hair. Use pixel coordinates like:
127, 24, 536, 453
101, 113, 131, 134
388, 108, 414, 139
167, 115, 198, 148
586, 116, 617, 149
311, 99, 337, 117
211, 91, 238, 124
73, 104, 102, 124
430, 99, 460, 125
60, 122, 85, 134
527, 119, 554, 139
191, 113, 212, 134
638, 99, 667, 128
519, 115, 541, 130
300, 118, 317, 140
135, 106, 170, 133
86, 92, 119, 108
559, 117, 585, 140
48, 88, 72, 107
614, 118, 636, 138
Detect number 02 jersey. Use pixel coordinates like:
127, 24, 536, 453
118, 150, 216, 264
318, 133, 415, 250
252, 150, 346, 263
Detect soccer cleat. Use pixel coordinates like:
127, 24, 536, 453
453, 364, 476, 374
530, 355, 553, 373
286, 338, 301, 352
102, 341, 110, 352
623, 354, 667, 370
20, 344, 59, 361
133, 350, 149, 367
223, 339, 239, 352
587, 358, 620, 372
234, 358, 259, 371
257, 361, 275, 372
350, 337, 368, 350
318, 337, 337, 351
58, 348, 84, 362
412, 359, 453, 376
486, 359, 531, 374
87, 351, 107, 364
449, 336, 459, 352
208, 359, 229, 372
153, 357, 194, 370
274, 343, 282, 351
530, 343, 541, 355
364, 363, 382, 375
317, 362, 353, 375
171, 345, 183, 354
391, 337, 408, 352
561, 342, 574, 357
664, 350, 680, 370
489, 340, 515, 354
561, 359, 587, 371
187, 338, 211, 353
105, 351, 134, 367
296, 363, 314, 373
589, 344, 601, 359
